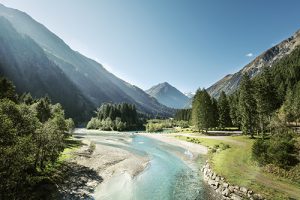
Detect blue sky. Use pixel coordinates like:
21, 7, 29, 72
1, 0, 300, 93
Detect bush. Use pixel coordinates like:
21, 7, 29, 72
65, 118, 75, 132
88, 142, 96, 154
252, 138, 270, 165
263, 164, 300, 184
146, 122, 164, 132
220, 143, 230, 150
252, 133, 298, 169
86, 117, 101, 129
209, 147, 217, 153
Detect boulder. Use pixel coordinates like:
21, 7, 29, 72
253, 193, 263, 200
222, 188, 230, 197
223, 183, 229, 188
234, 186, 239, 190
228, 186, 234, 192
212, 172, 217, 180
240, 187, 248, 194
208, 179, 215, 186
230, 193, 243, 200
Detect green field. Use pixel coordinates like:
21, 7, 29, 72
175, 134, 300, 200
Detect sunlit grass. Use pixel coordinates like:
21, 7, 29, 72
175, 135, 300, 199
44, 137, 83, 173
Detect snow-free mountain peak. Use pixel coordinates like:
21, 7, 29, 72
146, 82, 190, 109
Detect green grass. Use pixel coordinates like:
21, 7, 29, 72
44, 137, 83, 173
175, 135, 225, 147
58, 138, 82, 162
175, 135, 300, 200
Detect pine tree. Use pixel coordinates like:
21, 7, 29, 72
281, 87, 294, 124
218, 91, 232, 129
228, 92, 241, 128
34, 97, 51, 123
211, 98, 219, 128
192, 89, 213, 132
0, 77, 17, 102
255, 68, 278, 133
238, 74, 257, 137
292, 81, 300, 125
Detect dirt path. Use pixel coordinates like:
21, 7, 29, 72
174, 133, 245, 146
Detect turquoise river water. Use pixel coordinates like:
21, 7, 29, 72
75, 131, 215, 200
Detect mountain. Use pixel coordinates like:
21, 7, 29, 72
146, 82, 190, 109
0, 16, 94, 122
207, 29, 300, 98
184, 92, 195, 98
0, 4, 173, 121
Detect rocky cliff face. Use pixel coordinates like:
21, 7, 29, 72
207, 30, 300, 98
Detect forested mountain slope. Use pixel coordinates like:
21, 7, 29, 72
0, 4, 173, 120
207, 29, 300, 98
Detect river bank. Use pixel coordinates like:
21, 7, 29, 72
58, 129, 149, 199
58, 129, 215, 200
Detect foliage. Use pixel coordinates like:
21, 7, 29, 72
254, 68, 278, 133
191, 89, 234, 132
145, 119, 188, 132
65, 118, 75, 132
0, 77, 74, 199
0, 77, 17, 102
238, 74, 257, 137
263, 164, 300, 184
86, 117, 101, 129
211, 98, 219, 128
87, 103, 142, 131
228, 92, 241, 128
252, 134, 298, 169
146, 122, 164, 132
174, 109, 191, 121
191, 89, 215, 132
218, 91, 232, 128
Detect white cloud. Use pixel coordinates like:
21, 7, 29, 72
246, 53, 253, 57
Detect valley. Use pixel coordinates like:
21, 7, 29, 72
61, 129, 215, 200
1, 1, 300, 200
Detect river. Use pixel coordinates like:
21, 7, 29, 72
74, 131, 215, 200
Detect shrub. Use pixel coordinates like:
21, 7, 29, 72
252, 138, 270, 165
146, 122, 164, 132
88, 142, 96, 154
86, 117, 101, 129
252, 133, 298, 169
209, 147, 217, 153
220, 143, 230, 150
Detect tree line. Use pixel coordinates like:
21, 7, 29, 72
87, 103, 143, 131
186, 46, 300, 171
0, 77, 74, 199
181, 47, 300, 136
174, 109, 191, 122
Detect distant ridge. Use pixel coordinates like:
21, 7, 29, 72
207, 29, 300, 98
